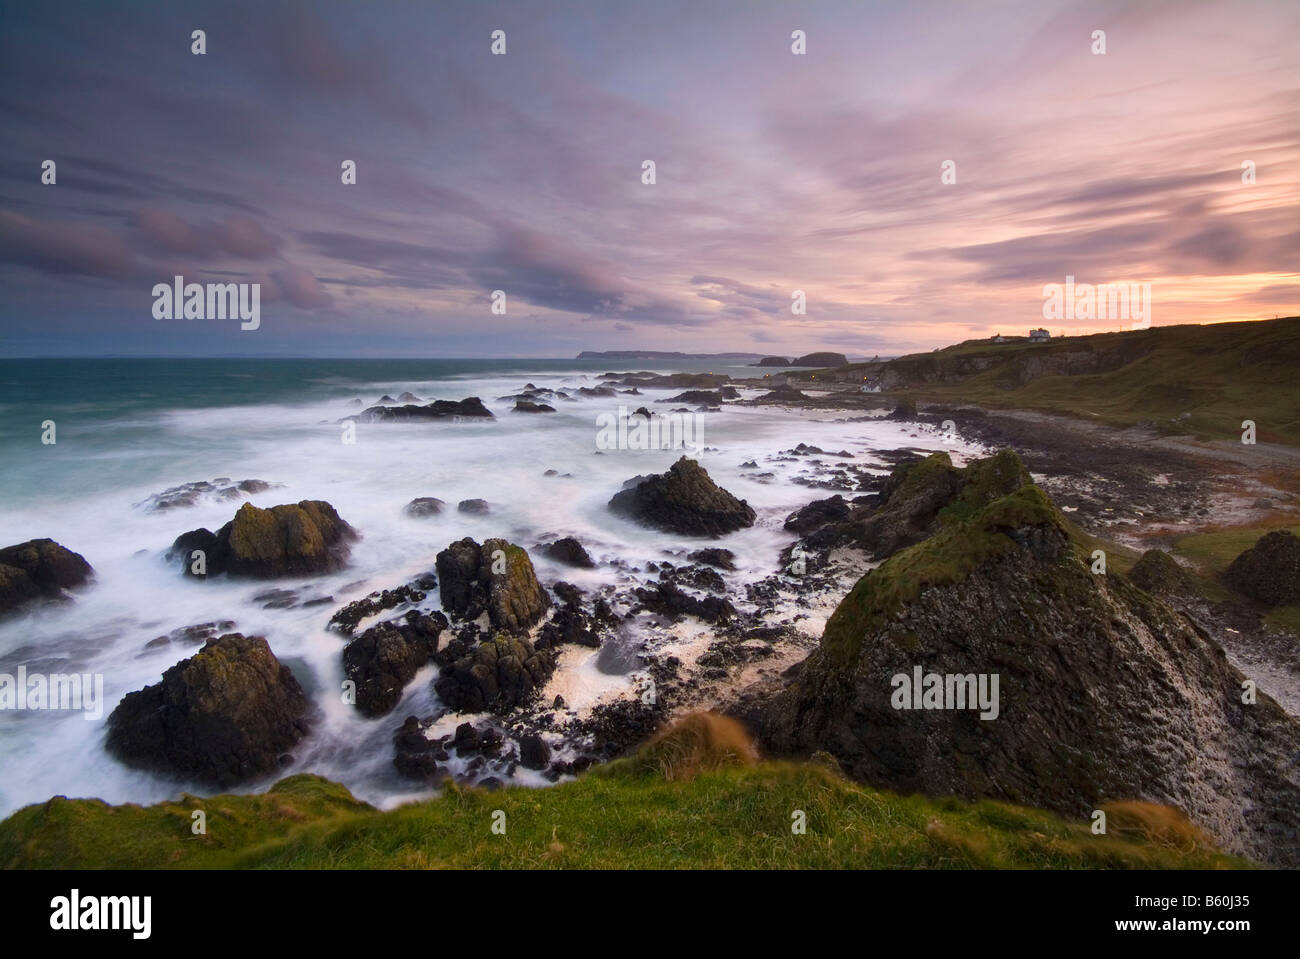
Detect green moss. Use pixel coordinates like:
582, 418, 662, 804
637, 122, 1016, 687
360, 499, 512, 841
885, 317, 1300, 446
939, 449, 1033, 524
0, 765, 1246, 870
824, 484, 1066, 664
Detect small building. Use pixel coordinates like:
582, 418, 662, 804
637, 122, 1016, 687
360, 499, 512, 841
991, 334, 1007, 343
1029, 327, 1051, 342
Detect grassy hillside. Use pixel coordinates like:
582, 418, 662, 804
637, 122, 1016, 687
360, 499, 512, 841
817, 317, 1300, 445
0, 757, 1245, 870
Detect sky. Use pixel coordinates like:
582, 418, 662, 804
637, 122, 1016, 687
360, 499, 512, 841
0, 0, 1296, 358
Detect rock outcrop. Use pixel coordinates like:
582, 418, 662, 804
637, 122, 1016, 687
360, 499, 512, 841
609, 457, 755, 537
753, 467, 1300, 866
1129, 549, 1201, 598
435, 538, 550, 634
343, 611, 448, 716
0, 539, 93, 615
792, 450, 1029, 561
541, 537, 595, 568
355, 398, 493, 422
404, 497, 446, 517
434, 635, 556, 713
137, 478, 276, 512
794, 352, 848, 367
106, 633, 310, 787
170, 500, 357, 579
513, 399, 556, 413
1225, 530, 1300, 606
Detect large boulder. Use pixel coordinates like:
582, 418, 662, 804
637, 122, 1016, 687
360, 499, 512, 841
542, 537, 595, 568
355, 398, 493, 422
1129, 549, 1200, 598
343, 611, 448, 717
783, 495, 852, 535
169, 500, 356, 579
105, 633, 310, 787
609, 457, 755, 537
753, 481, 1300, 867
1225, 530, 1300, 606
435, 538, 550, 634
0, 539, 93, 615
434, 635, 556, 713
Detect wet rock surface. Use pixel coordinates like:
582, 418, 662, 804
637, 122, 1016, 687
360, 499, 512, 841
169, 500, 357, 579
1226, 530, 1300, 606
747, 466, 1300, 867
435, 538, 550, 635
343, 610, 448, 717
106, 633, 310, 787
0, 539, 94, 615
609, 457, 755, 537
355, 397, 494, 422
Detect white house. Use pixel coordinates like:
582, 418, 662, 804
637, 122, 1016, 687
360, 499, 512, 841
1029, 327, 1051, 342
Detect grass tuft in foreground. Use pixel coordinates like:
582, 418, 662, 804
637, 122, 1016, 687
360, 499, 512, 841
0, 714, 1247, 870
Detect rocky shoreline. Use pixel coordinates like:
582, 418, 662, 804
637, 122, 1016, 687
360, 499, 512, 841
4, 372, 1298, 865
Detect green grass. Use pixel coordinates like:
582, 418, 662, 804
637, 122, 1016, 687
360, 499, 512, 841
1172, 523, 1300, 629
0, 763, 1247, 870
823, 484, 1063, 664
811, 317, 1300, 445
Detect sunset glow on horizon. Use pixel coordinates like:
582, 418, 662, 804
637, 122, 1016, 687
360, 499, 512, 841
1, 0, 1296, 358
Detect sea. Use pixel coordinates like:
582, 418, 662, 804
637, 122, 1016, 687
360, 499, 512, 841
0, 357, 974, 816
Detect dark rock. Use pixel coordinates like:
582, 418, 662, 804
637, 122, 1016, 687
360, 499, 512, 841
0, 539, 93, 614
457, 499, 490, 515
453, 722, 482, 753
687, 547, 736, 570
343, 611, 448, 716
168, 500, 357, 579
660, 390, 723, 405
1129, 549, 1200, 598
513, 400, 556, 413
755, 356, 791, 367
1226, 530, 1300, 607
328, 577, 435, 635
435, 538, 550, 634
139, 478, 279, 512
887, 398, 918, 420
518, 733, 551, 770
392, 716, 449, 784
783, 495, 852, 535
542, 537, 595, 568
609, 457, 755, 537
635, 581, 735, 623
754, 479, 1300, 868
106, 633, 310, 787
794, 351, 848, 367
756, 387, 808, 403
356, 398, 494, 422
404, 497, 446, 517
434, 635, 557, 713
